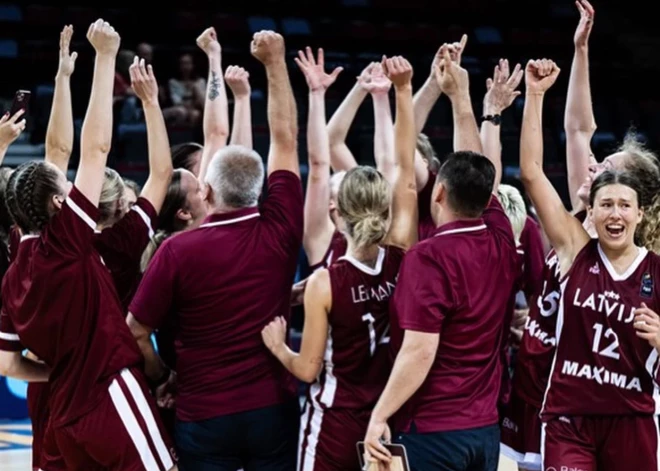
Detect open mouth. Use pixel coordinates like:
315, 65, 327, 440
605, 224, 624, 239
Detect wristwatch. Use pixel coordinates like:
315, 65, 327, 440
482, 114, 501, 125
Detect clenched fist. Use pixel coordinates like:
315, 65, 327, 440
525, 59, 561, 95
382, 55, 413, 89
251, 30, 285, 66
197, 27, 221, 56
86, 19, 120, 56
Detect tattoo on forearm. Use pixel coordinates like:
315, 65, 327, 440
208, 71, 220, 101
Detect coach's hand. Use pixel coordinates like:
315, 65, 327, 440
156, 370, 177, 409
364, 416, 392, 465
262, 316, 287, 355
634, 303, 660, 351
251, 30, 285, 66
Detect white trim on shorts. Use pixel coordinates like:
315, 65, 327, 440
108, 368, 173, 471
500, 443, 542, 470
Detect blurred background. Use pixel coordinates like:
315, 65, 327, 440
0, 0, 659, 441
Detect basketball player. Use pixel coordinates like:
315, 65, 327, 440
93, 56, 173, 311
520, 57, 660, 470
123, 178, 141, 207
127, 30, 302, 471
262, 54, 417, 471
364, 45, 520, 471
225, 65, 253, 148
0, 20, 176, 470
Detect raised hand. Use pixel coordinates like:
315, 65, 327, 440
57, 25, 77, 77
294, 47, 343, 92
382, 55, 413, 89
484, 59, 523, 114
634, 303, 660, 351
359, 62, 391, 95
251, 30, 285, 66
574, 0, 595, 48
196, 27, 221, 56
86, 19, 120, 56
225, 66, 251, 97
525, 59, 561, 95
0, 109, 26, 148
434, 45, 469, 98
129, 57, 159, 105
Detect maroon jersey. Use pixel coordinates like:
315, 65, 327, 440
390, 197, 521, 433
309, 230, 347, 271
417, 170, 437, 241
520, 216, 545, 299
542, 239, 660, 417
309, 245, 404, 411
130, 170, 303, 422
0, 187, 142, 427
513, 249, 561, 407
94, 197, 157, 312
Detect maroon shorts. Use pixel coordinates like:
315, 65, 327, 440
27, 382, 51, 470
499, 391, 542, 470
298, 401, 370, 471
44, 368, 176, 471
543, 415, 659, 471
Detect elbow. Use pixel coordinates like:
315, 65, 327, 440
299, 367, 320, 383
153, 163, 174, 182
46, 142, 73, 160
0, 352, 17, 378
564, 123, 597, 136
271, 128, 297, 150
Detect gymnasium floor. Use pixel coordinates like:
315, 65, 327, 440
0, 419, 519, 470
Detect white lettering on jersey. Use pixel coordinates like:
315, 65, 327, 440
572, 288, 636, 324
351, 281, 396, 304
560, 360, 642, 392
524, 317, 556, 346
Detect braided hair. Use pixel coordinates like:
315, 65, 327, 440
5, 161, 65, 234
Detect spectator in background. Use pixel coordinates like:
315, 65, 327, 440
166, 52, 205, 128
114, 49, 142, 124
136, 42, 154, 64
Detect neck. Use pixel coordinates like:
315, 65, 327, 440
599, 240, 639, 264
346, 240, 380, 267
211, 203, 254, 214
434, 208, 479, 228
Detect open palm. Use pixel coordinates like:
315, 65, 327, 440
295, 47, 342, 92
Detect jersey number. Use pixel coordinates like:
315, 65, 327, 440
537, 282, 560, 317
592, 322, 620, 360
362, 313, 390, 356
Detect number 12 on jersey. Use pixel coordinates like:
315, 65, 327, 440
362, 313, 390, 356
592, 322, 620, 360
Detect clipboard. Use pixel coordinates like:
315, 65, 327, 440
356, 441, 410, 471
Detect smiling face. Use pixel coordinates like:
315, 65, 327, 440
589, 183, 643, 251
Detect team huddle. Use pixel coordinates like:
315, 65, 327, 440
1, 1, 660, 470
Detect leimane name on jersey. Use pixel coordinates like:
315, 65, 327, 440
572, 287, 636, 324
351, 281, 397, 304
560, 360, 642, 392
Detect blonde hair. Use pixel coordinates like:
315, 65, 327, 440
337, 166, 391, 249
496, 184, 526, 244
619, 131, 660, 252
416, 133, 440, 173
98, 168, 126, 225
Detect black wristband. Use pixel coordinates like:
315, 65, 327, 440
482, 114, 501, 125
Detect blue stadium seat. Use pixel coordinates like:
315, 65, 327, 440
248, 16, 277, 33
0, 4, 21, 22
282, 17, 311, 36
474, 26, 503, 45
0, 40, 17, 59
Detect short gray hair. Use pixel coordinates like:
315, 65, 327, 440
205, 145, 264, 208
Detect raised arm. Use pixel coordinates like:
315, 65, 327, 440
520, 60, 588, 263
262, 268, 330, 383
364, 64, 396, 183
76, 19, 120, 206
382, 56, 417, 250
129, 58, 173, 213
45, 25, 76, 174
565, 0, 597, 210
480, 59, 523, 188
0, 111, 26, 165
326, 64, 373, 172
295, 47, 342, 265
225, 65, 253, 148
196, 27, 230, 182
435, 40, 485, 170
251, 31, 299, 176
